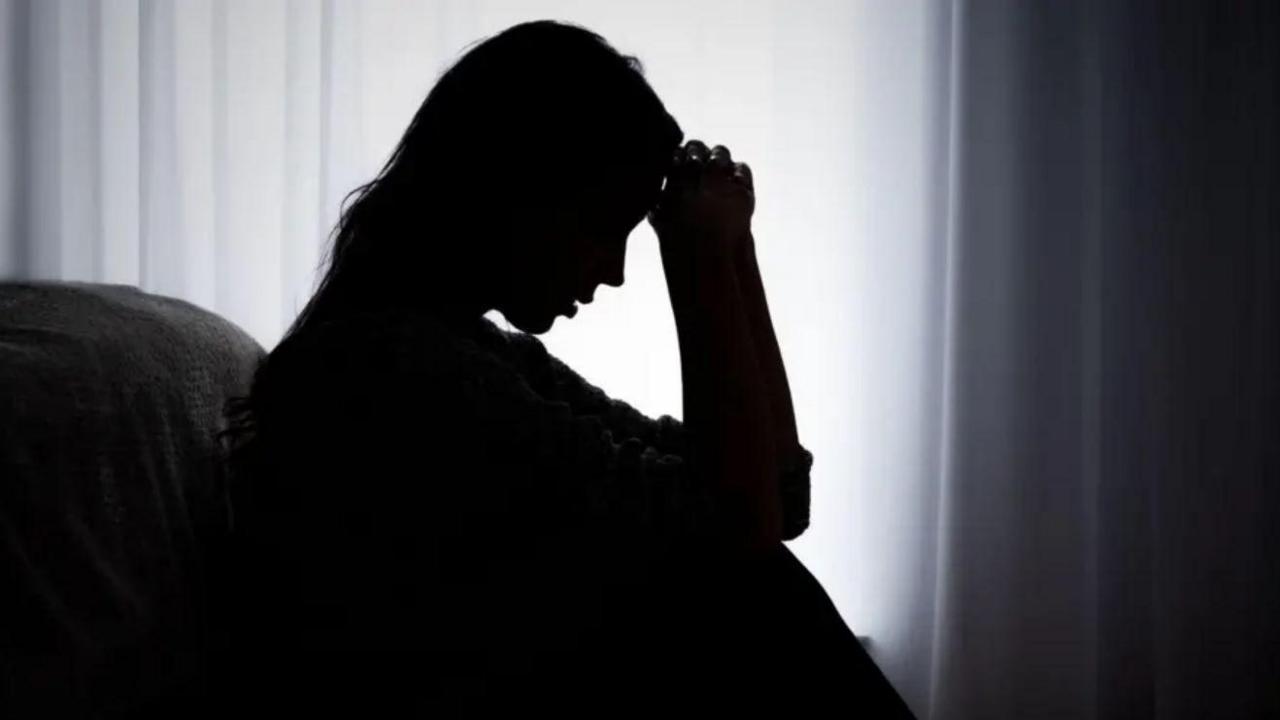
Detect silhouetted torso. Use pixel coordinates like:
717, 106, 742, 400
212, 307, 912, 717
218, 308, 721, 714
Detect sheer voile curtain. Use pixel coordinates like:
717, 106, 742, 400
924, 2, 1278, 717
5, 1, 1276, 718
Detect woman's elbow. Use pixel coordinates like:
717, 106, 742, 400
719, 501, 784, 556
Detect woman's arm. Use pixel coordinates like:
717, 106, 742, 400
735, 232, 811, 540
662, 230, 783, 554
734, 232, 799, 455
649, 140, 786, 554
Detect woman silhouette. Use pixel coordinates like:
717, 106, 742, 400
215, 19, 912, 719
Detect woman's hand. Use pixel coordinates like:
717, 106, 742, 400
647, 139, 755, 263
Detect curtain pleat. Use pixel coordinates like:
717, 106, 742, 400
282, 0, 323, 332
26, 0, 60, 278
172, 0, 215, 309
3, 0, 365, 347
139, 0, 179, 296
99, 0, 140, 286
219, 0, 287, 343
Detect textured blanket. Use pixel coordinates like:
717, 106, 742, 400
0, 281, 263, 717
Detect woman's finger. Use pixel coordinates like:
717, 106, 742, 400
708, 145, 734, 174
669, 145, 686, 171
733, 161, 753, 189
685, 139, 709, 164
668, 141, 705, 189
662, 146, 685, 187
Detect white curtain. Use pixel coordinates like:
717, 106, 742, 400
1, 0, 463, 344
5, 1, 1276, 718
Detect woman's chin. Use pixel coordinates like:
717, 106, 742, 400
506, 309, 556, 335
502, 298, 578, 334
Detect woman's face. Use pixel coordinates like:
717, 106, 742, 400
495, 174, 660, 334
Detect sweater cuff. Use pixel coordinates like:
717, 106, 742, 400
779, 445, 813, 541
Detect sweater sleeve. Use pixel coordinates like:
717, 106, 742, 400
501, 329, 812, 541
448, 337, 726, 555
500, 329, 687, 457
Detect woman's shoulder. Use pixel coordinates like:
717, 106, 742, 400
272, 309, 491, 367
267, 310, 553, 409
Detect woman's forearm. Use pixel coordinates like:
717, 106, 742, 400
664, 236, 783, 552
735, 233, 800, 455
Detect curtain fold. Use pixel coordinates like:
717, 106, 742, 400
1093, 3, 1279, 716
921, 1, 1279, 717
928, 1, 1100, 714
1, 0, 355, 345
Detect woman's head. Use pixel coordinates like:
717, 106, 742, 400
293, 19, 683, 337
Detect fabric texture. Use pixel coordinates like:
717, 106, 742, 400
0, 280, 264, 718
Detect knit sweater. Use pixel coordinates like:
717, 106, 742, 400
222, 307, 813, 713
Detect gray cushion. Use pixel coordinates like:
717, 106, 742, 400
0, 281, 263, 717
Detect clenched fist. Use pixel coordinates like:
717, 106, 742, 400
647, 139, 755, 264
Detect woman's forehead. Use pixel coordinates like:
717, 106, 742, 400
583, 173, 660, 212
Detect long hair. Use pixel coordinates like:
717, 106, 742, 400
290, 19, 681, 338
221, 20, 683, 518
